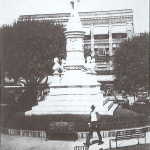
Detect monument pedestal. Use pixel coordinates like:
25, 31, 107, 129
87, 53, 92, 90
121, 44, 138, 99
25, 70, 117, 115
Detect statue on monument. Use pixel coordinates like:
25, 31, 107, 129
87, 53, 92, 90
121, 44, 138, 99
70, 0, 80, 17
53, 57, 61, 73
84, 56, 96, 74
67, 0, 82, 31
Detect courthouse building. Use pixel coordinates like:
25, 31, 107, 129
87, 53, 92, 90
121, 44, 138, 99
18, 9, 134, 87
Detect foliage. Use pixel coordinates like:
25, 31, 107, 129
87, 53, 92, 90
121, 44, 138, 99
1, 20, 66, 85
113, 33, 149, 93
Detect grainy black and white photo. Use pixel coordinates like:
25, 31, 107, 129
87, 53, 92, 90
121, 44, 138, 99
1, 0, 149, 149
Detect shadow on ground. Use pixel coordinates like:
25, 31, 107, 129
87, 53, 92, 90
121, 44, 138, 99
104, 143, 150, 150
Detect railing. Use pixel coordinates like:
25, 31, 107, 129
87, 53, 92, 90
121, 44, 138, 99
108, 101, 114, 111
112, 38, 126, 42
95, 56, 110, 62
103, 98, 110, 106
74, 146, 88, 150
84, 40, 91, 44
1, 125, 149, 140
94, 39, 109, 43
84, 39, 109, 43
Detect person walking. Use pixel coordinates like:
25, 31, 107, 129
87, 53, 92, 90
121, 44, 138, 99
84, 105, 103, 146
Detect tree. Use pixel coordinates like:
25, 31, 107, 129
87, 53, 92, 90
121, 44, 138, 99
1, 20, 66, 85
113, 33, 149, 93
1, 20, 66, 109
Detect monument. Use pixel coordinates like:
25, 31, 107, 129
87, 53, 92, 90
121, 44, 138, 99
25, 0, 117, 115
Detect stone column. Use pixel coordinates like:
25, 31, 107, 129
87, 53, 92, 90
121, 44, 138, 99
91, 25, 94, 57
109, 24, 113, 56
65, 33, 85, 65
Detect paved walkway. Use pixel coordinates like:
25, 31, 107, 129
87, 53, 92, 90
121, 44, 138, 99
1, 132, 150, 150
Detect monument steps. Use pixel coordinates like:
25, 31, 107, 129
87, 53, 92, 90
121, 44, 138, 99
37, 102, 104, 107
34, 95, 106, 108
25, 108, 117, 115
103, 101, 112, 107
31, 105, 107, 111
25, 96, 118, 115
49, 88, 99, 95
42, 94, 103, 101
25, 111, 92, 115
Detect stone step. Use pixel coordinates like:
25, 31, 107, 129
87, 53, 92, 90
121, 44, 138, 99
37, 103, 104, 107
25, 111, 91, 115
26, 101, 117, 116
31, 105, 108, 111
50, 88, 98, 95
38, 100, 104, 107
25, 109, 115, 115
43, 94, 104, 101
26, 97, 118, 116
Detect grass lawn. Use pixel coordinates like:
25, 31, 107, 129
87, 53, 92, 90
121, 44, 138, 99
113, 106, 144, 116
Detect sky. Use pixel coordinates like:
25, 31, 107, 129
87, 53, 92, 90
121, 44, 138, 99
0, 0, 149, 33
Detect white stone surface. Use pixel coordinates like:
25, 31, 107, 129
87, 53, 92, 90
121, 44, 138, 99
65, 31, 85, 66
25, 0, 117, 116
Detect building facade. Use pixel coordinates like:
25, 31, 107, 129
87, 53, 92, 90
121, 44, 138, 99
18, 9, 134, 86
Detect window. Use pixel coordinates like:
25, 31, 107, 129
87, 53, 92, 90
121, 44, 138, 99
94, 48, 98, 55
98, 48, 104, 55
106, 48, 109, 55
112, 33, 127, 38
116, 34, 122, 38
94, 35, 109, 39
84, 35, 91, 40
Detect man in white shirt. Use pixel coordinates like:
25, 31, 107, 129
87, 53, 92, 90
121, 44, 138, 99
84, 105, 103, 146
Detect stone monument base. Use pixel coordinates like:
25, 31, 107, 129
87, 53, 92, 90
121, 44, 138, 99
25, 70, 117, 116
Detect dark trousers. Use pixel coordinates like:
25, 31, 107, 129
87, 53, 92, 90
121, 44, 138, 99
86, 121, 102, 144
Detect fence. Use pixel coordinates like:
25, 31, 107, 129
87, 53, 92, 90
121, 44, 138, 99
1, 114, 150, 132
1, 125, 150, 139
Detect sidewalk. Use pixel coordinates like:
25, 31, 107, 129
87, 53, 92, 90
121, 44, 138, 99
75, 131, 150, 150
1, 132, 150, 150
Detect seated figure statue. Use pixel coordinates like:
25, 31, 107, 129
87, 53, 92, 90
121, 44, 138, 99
84, 56, 96, 74
53, 57, 61, 73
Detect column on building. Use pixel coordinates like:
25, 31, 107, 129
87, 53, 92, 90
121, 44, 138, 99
108, 24, 115, 71
126, 22, 133, 39
90, 25, 95, 57
109, 24, 113, 56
